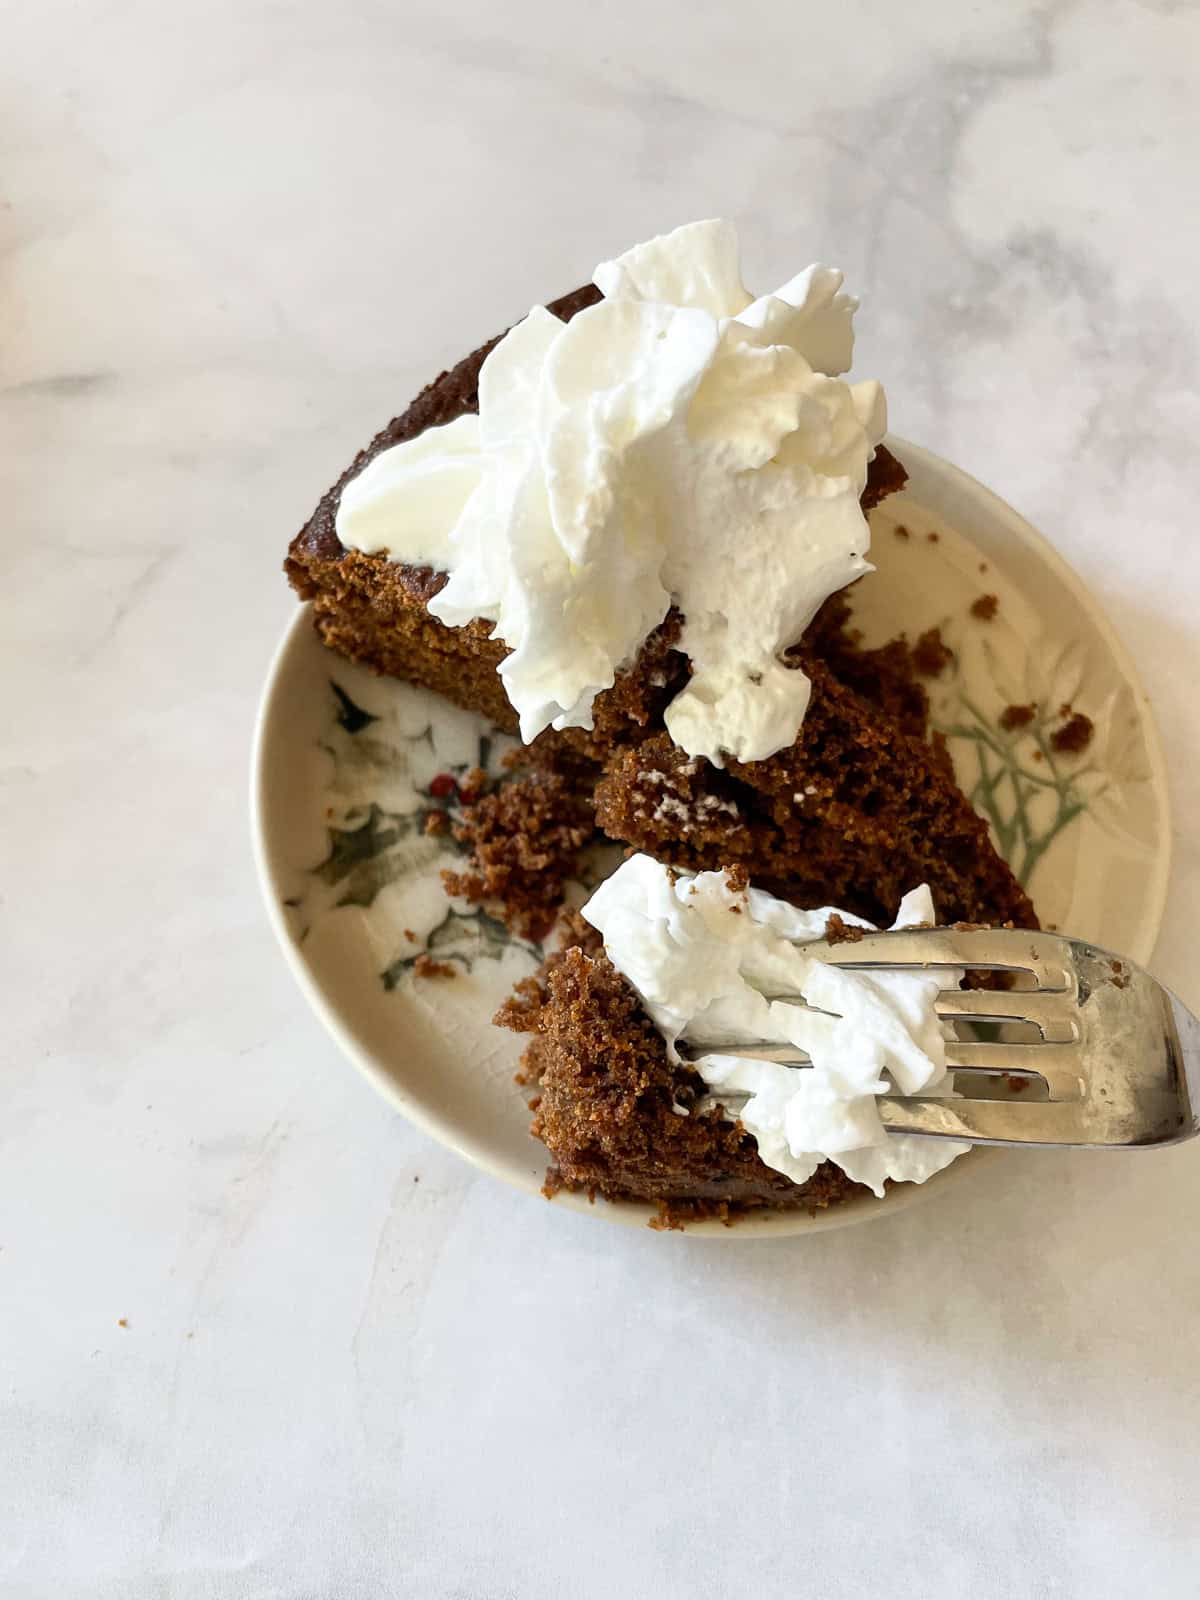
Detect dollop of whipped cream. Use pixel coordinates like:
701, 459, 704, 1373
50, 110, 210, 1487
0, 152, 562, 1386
335, 219, 886, 765
582, 855, 970, 1197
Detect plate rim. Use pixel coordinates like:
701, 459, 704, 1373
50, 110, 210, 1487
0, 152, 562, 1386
251, 435, 1172, 1237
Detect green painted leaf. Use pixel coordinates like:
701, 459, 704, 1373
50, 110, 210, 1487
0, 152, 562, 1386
330, 679, 379, 734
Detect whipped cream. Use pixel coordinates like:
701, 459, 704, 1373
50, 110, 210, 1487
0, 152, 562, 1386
582, 855, 970, 1197
335, 220, 886, 764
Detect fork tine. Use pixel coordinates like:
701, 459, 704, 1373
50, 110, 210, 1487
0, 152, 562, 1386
944, 1041, 1085, 1100
725, 988, 1080, 1042
936, 990, 1079, 1040
809, 928, 1075, 991
686, 1041, 1079, 1100
879, 1095, 1095, 1145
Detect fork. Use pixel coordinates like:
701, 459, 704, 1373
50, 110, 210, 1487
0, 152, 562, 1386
682, 928, 1200, 1147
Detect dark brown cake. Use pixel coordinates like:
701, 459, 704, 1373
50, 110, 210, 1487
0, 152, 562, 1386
284, 296, 1032, 926
285, 284, 908, 750
496, 921, 862, 1227
592, 654, 1034, 930
440, 769, 595, 941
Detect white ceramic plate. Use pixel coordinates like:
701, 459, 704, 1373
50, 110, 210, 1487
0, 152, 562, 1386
252, 438, 1171, 1235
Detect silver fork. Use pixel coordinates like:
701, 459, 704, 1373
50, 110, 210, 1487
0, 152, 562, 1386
683, 928, 1200, 1148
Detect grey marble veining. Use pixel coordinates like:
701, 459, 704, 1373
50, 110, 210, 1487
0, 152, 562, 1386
3, 1, 1200, 1594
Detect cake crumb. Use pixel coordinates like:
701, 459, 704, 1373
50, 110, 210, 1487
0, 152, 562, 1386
912, 627, 954, 677
824, 913, 865, 944
413, 954, 457, 980
723, 863, 750, 893
1000, 703, 1036, 731
1051, 712, 1094, 754
894, 524, 910, 540
1110, 959, 1128, 989
926, 531, 940, 543
979, 561, 988, 574
443, 769, 594, 940
403, 928, 417, 943
117, 1319, 128, 1329
424, 810, 449, 836
1032, 750, 1044, 763
930, 729, 953, 775
970, 593, 999, 621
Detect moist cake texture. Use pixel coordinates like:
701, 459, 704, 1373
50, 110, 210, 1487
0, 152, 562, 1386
286, 287, 1035, 935
497, 914, 866, 1227
286, 284, 909, 746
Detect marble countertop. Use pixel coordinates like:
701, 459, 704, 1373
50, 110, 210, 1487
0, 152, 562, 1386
5, 1, 1200, 1594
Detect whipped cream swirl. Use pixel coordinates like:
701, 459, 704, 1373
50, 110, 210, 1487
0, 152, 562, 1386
336, 219, 887, 764
582, 855, 969, 1196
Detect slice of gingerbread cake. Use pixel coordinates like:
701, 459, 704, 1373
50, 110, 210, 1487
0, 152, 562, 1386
284, 219, 1036, 1219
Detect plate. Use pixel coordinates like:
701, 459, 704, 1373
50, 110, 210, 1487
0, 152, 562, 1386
252, 437, 1171, 1235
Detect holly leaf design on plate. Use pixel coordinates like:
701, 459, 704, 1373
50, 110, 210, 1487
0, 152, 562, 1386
313, 804, 441, 909
381, 906, 541, 988
330, 680, 380, 734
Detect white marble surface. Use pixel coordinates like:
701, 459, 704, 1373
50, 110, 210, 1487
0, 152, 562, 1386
5, 2, 1200, 1594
